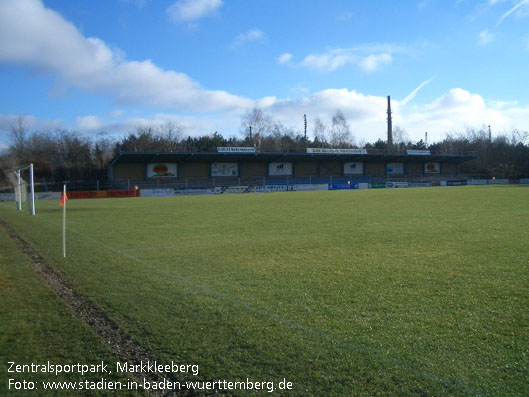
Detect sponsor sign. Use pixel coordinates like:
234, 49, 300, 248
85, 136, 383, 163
217, 147, 255, 153
211, 163, 238, 177
407, 149, 431, 155
386, 182, 409, 188
223, 186, 249, 194
490, 179, 509, 184
467, 179, 488, 185
386, 162, 404, 175
0, 193, 15, 202
268, 162, 293, 176
253, 185, 290, 193
291, 184, 328, 192
424, 162, 440, 174
147, 163, 177, 178
520, 179, 529, 184
446, 180, 467, 186
328, 183, 358, 190
408, 181, 432, 187
141, 188, 175, 197
307, 148, 367, 154
343, 161, 364, 175
173, 188, 217, 195
35, 192, 61, 200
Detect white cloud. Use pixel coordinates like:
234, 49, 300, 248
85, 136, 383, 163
288, 45, 400, 72
231, 29, 265, 48
0, 0, 251, 112
167, 0, 222, 23
276, 53, 293, 65
478, 28, 494, 45
76, 115, 102, 131
359, 54, 392, 72
3, 88, 529, 145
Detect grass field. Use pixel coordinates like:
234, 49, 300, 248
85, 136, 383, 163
1, 185, 528, 395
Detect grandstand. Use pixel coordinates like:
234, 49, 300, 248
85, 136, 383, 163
109, 149, 477, 190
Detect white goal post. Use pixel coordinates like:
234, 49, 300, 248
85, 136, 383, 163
5, 163, 35, 215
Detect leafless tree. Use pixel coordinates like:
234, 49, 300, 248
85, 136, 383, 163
329, 110, 353, 147
159, 121, 184, 151
9, 115, 30, 159
240, 107, 273, 138
312, 116, 328, 145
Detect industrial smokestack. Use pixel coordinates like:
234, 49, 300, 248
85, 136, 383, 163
387, 96, 393, 145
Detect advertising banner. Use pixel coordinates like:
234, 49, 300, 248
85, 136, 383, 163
343, 162, 364, 175
328, 183, 358, 190
147, 163, 177, 178
307, 148, 367, 154
252, 185, 290, 193
211, 163, 239, 177
268, 162, 293, 176
468, 179, 488, 185
386, 182, 409, 188
424, 162, 440, 174
386, 162, 404, 175
446, 180, 467, 186
217, 147, 255, 153
291, 184, 328, 192
141, 189, 175, 197
407, 149, 431, 155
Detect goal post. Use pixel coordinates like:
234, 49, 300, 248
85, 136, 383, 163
4, 163, 36, 215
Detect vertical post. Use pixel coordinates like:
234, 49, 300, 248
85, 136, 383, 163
29, 163, 35, 215
16, 170, 22, 211
62, 184, 66, 258
96, 180, 99, 191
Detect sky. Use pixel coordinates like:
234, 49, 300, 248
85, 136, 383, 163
1, 0, 528, 149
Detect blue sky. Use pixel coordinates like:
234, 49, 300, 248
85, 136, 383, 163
1, 0, 528, 148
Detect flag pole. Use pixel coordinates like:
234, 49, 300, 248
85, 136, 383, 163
62, 184, 66, 258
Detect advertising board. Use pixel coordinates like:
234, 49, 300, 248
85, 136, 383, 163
343, 162, 364, 175
211, 163, 238, 177
386, 162, 404, 175
268, 162, 293, 176
147, 163, 177, 178
424, 162, 440, 174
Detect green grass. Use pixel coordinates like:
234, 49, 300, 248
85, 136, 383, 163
1, 186, 528, 395
0, 227, 143, 395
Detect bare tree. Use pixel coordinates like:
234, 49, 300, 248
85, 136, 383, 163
239, 107, 273, 138
312, 116, 328, 146
159, 121, 184, 151
392, 125, 409, 145
9, 115, 30, 159
329, 110, 353, 147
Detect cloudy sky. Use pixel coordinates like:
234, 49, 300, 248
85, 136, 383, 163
0, 0, 528, 147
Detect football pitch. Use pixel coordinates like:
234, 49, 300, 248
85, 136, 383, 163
1, 185, 528, 395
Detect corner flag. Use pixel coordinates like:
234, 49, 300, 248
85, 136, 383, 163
60, 191, 68, 207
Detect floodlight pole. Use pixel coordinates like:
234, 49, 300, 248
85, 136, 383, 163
29, 163, 35, 215
16, 170, 22, 211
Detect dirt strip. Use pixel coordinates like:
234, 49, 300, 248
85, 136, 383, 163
1, 218, 196, 397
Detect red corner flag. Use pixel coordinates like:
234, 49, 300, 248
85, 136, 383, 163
60, 191, 68, 207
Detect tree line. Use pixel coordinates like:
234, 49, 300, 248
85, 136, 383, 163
1, 111, 528, 185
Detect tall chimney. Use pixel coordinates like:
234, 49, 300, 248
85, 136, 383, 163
304, 114, 307, 140
387, 96, 393, 145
